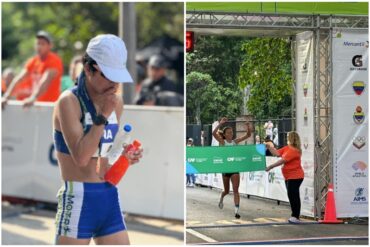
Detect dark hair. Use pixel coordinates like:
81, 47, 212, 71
82, 53, 98, 74
221, 126, 233, 139
36, 36, 51, 44
264, 136, 272, 142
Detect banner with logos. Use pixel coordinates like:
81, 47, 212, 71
186, 145, 266, 174
295, 31, 315, 217
195, 157, 289, 202
332, 29, 368, 217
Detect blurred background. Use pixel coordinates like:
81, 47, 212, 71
2, 2, 184, 106
2, 2, 184, 245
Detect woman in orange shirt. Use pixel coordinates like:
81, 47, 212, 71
265, 131, 304, 224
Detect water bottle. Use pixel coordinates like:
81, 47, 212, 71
106, 124, 132, 165
104, 139, 142, 186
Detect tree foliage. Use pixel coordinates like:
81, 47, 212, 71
239, 38, 293, 119
186, 35, 245, 88
2, 2, 183, 72
186, 71, 242, 124
186, 36, 244, 124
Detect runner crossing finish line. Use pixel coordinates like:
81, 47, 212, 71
186, 144, 266, 174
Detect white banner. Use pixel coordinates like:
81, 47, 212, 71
2, 102, 184, 220
295, 31, 315, 217
332, 29, 368, 217
196, 157, 289, 202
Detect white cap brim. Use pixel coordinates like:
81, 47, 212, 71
98, 63, 133, 83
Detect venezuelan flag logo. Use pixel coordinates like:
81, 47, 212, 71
353, 106, 365, 124
353, 81, 365, 95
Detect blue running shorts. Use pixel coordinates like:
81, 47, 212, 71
55, 181, 127, 239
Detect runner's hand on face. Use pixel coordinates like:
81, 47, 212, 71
101, 87, 118, 118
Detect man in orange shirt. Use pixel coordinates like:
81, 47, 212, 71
265, 131, 304, 224
2, 30, 63, 108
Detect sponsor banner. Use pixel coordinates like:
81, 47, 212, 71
333, 29, 368, 217
296, 31, 315, 217
195, 157, 289, 202
186, 145, 266, 174
2, 102, 184, 220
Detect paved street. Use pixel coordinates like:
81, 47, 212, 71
2, 202, 184, 245
186, 186, 368, 245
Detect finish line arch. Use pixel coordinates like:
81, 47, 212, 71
186, 11, 368, 219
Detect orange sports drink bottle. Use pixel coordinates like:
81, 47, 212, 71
104, 140, 141, 185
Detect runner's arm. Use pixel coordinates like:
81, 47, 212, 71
234, 122, 252, 144
58, 93, 105, 167
212, 122, 225, 145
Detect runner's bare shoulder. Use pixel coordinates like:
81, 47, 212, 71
55, 90, 81, 121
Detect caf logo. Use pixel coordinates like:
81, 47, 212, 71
353, 106, 365, 124
352, 55, 363, 67
352, 81, 365, 96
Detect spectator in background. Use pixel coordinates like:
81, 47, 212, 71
264, 136, 275, 156
255, 135, 261, 144
61, 55, 83, 92
264, 120, 274, 139
273, 127, 279, 146
2, 30, 63, 108
1, 68, 15, 94
186, 138, 196, 188
135, 55, 183, 106
69, 55, 84, 82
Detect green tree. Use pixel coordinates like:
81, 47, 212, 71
136, 3, 183, 48
239, 38, 293, 119
186, 36, 245, 124
186, 72, 242, 124
186, 35, 246, 88
2, 2, 183, 72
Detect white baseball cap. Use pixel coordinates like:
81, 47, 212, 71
86, 34, 133, 83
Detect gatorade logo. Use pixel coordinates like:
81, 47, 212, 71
352, 55, 363, 67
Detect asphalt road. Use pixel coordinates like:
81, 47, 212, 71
186, 186, 368, 245
2, 202, 184, 245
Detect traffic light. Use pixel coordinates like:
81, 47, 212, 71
186, 31, 194, 52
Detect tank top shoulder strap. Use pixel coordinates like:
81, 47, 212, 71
70, 86, 88, 133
